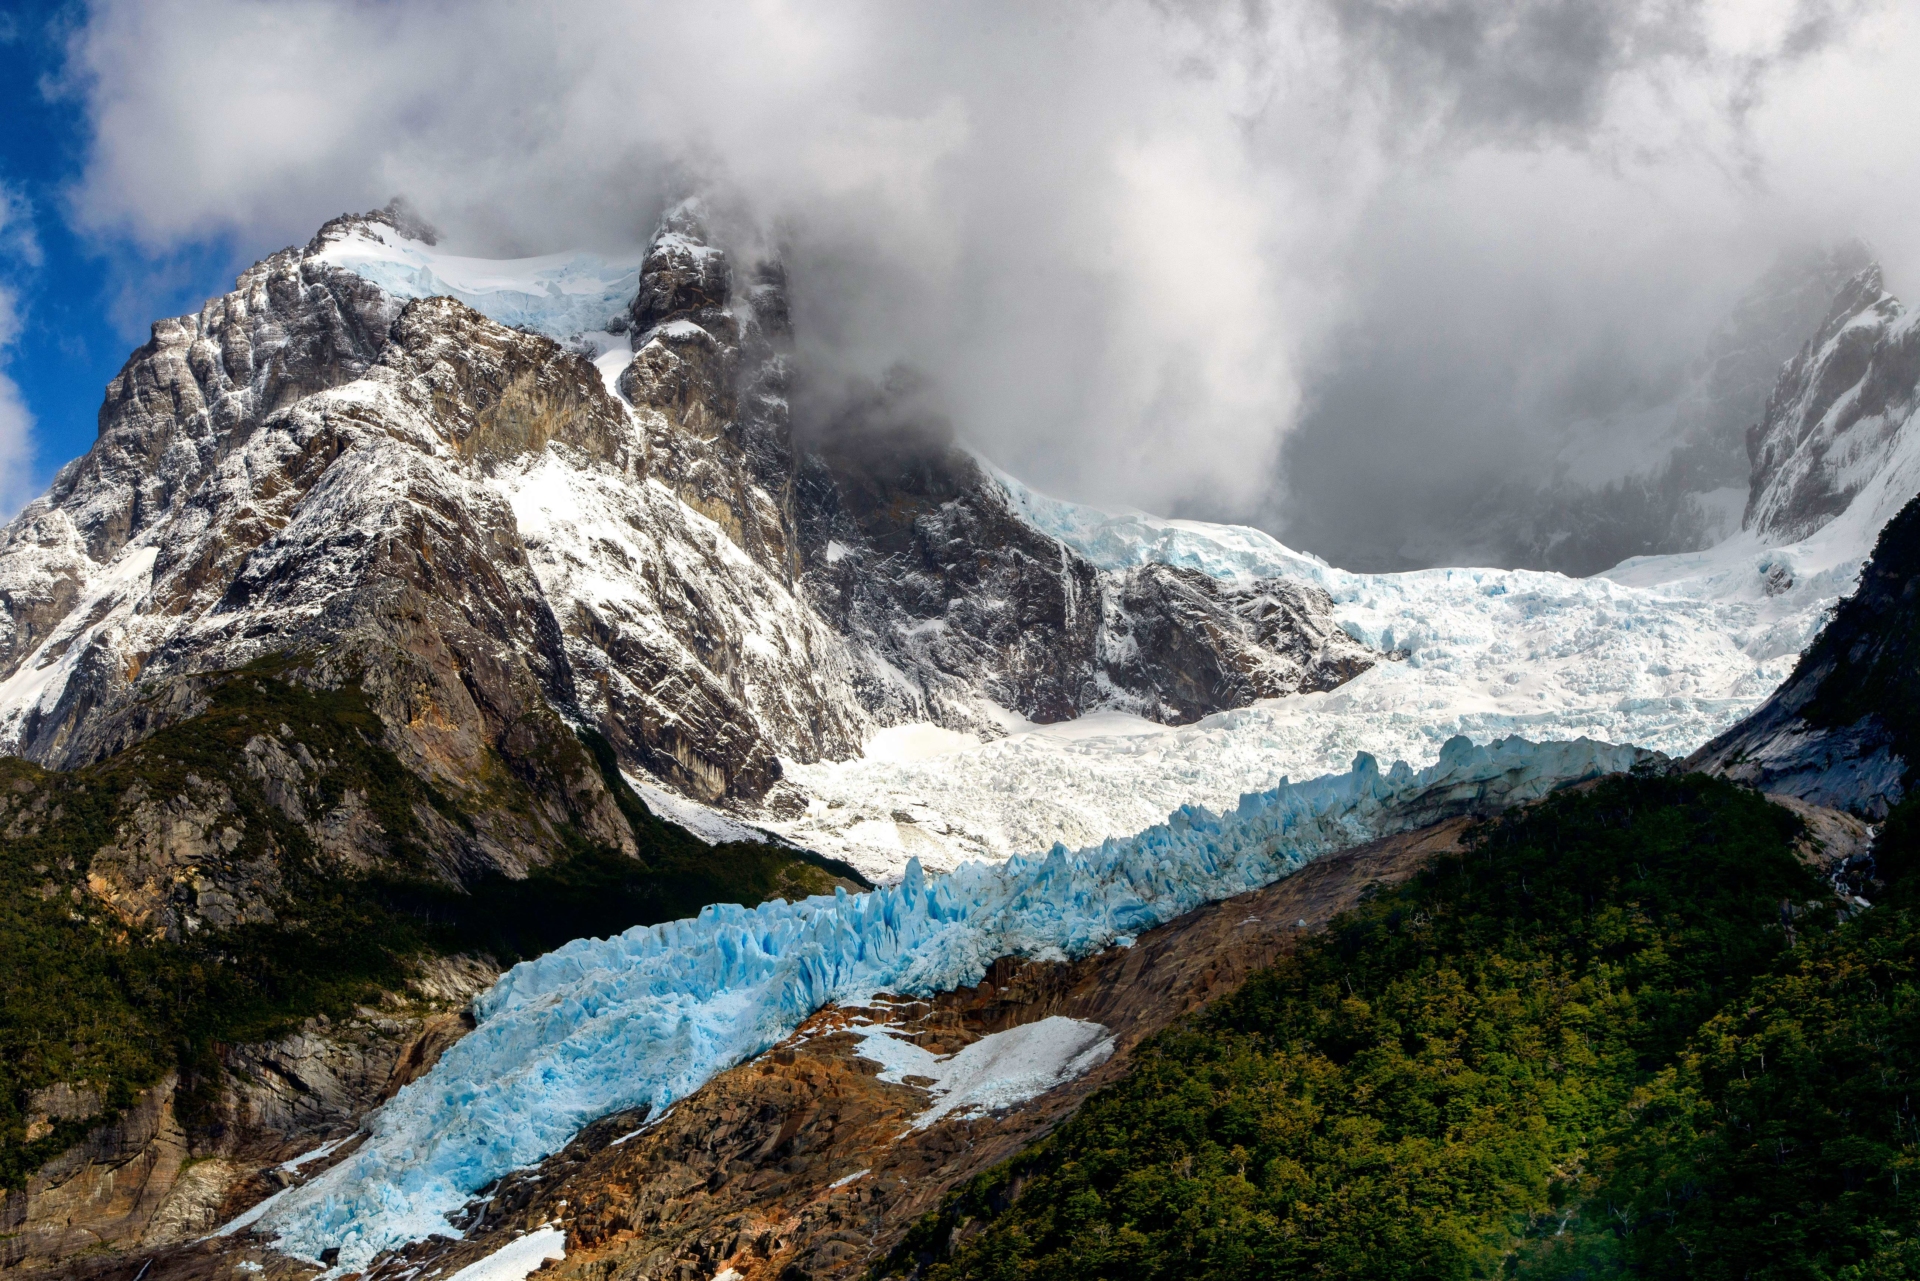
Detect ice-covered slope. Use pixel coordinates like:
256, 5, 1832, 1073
309, 217, 641, 343
1743, 264, 1920, 543
767, 448, 1910, 876
257, 734, 1645, 1270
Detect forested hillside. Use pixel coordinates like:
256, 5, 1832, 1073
890, 773, 1920, 1279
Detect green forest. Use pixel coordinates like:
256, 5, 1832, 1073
888, 773, 1920, 1280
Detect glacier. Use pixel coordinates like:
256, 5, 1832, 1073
310, 224, 640, 341
765, 458, 1900, 875
258, 733, 1644, 1270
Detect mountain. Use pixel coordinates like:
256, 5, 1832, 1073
1681, 261, 1920, 816
1744, 262, 1920, 542
7, 197, 1920, 1280
0, 201, 1375, 818
0, 202, 1376, 1270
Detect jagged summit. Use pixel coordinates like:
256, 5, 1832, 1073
1744, 261, 1920, 543
307, 196, 440, 253
7, 199, 1920, 881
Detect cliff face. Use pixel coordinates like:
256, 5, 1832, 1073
1692, 488, 1920, 815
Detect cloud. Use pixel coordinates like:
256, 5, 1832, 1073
49, 0, 1920, 552
0, 184, 39, 517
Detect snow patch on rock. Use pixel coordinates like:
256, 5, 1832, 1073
444, 1225, 567, 1281
850, 1016, 1115, 1131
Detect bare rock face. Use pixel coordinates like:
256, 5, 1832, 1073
1097, 564, 1376, 722
793, 377, 1377, 733
796, 411, 1108, 728
0, 1074, 192, 1271
83, 778, 283, 941
1745, 264, 1920, 543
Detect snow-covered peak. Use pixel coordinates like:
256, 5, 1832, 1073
1744, 264, 1920, 544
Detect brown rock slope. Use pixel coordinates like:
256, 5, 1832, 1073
1, 961, 493, 1275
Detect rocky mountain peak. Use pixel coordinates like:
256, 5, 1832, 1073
1745, 258, 1918, 543
628, 202, 735, 339
306, 197, 440, 254
0, 202, 1384, 855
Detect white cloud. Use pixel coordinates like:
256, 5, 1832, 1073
50, 0, 1920, 525
0, 363, 34, 517
0, 183, 37, 517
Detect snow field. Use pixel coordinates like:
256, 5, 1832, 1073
443, 1226, 567, 1281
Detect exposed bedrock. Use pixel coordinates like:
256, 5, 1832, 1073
792, 373, 1377, 733
0, 956, 494, 1276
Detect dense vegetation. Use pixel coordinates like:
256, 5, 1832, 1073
887, 773, 1920, 1280
0, 662, 863, 1189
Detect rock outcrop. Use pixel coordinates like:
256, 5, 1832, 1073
794, 376, 1376, 733
1692, 488, 1920, 815
0, 956, 493, 1275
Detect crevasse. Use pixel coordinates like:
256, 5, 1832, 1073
261, 734, 1647, 1270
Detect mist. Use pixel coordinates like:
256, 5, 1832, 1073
48, 0, 1920, 569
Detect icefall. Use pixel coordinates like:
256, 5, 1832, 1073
261, 733, 1647, 1270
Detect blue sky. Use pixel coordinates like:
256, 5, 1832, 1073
0, 1, 257, 498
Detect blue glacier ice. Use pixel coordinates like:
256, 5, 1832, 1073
260, 735, 1649, 1269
